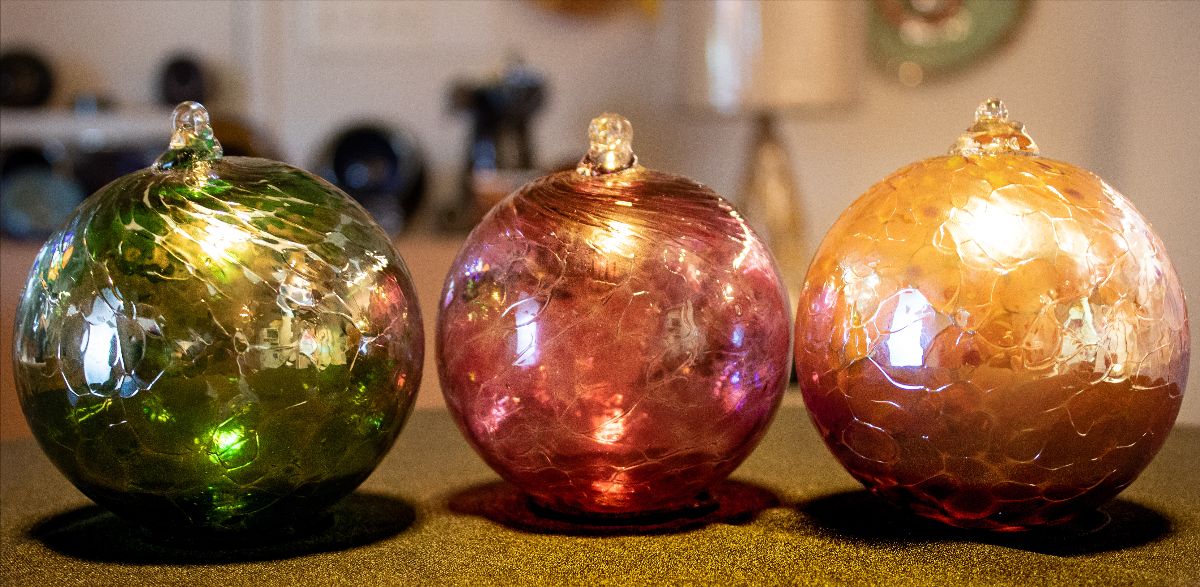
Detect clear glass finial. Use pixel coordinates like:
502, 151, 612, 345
976, 98, 1009, 121
951, 98, 1038, 156
154, 101, 224, 172
577, 113, 637, 176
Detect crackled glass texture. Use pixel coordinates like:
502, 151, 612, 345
438, 114, 791, 517
13, 103, 423, 533
796, 101, 1189, 530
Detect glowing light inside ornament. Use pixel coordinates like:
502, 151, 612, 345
591, 219, 639, 258
212, 427, 246, 456
946, 195, 1044, 268
197, 215, 252, 263
206, 420, 256, 470
577, 113, 637, 176
594, 409, 628, 445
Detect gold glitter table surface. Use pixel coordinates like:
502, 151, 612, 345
2, 402, 1198, 586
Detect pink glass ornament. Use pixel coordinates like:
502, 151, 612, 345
438, 114, 792, 517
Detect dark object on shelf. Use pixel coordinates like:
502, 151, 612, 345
0, 144, 53, 176
71, 93, 116, 114
211, 115, 278, 160
0, 49, 54, 107
157, 55, 207, 106
317, 124, 426, 235
443, 60, 546, 231
0, 145, 84, 240
72, 146, 156, 195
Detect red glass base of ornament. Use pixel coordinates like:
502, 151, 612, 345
448, 479, 780, 536
527, 491, 719, 527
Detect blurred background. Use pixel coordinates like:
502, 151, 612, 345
1, 0, 1198, 438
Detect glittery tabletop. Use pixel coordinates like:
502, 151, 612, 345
2, 402, 1198, 585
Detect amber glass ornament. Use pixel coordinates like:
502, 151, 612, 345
12, 103, 424, 534
796, 99, 1190, 530
438, 114, 791, 518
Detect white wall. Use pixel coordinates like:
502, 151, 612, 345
3, 0, 1198, 424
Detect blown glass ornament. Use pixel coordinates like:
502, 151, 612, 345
438, 114, 791, 517
13, 102, 424, 534
796, 99, 1189, 530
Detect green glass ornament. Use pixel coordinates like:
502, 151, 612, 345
12, 102, 424, 534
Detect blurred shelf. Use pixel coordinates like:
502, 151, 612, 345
0, 108, 172, 147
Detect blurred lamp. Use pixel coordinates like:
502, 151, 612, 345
679, 0, 855, 304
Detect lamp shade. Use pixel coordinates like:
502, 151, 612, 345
679, 0, 855, 113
